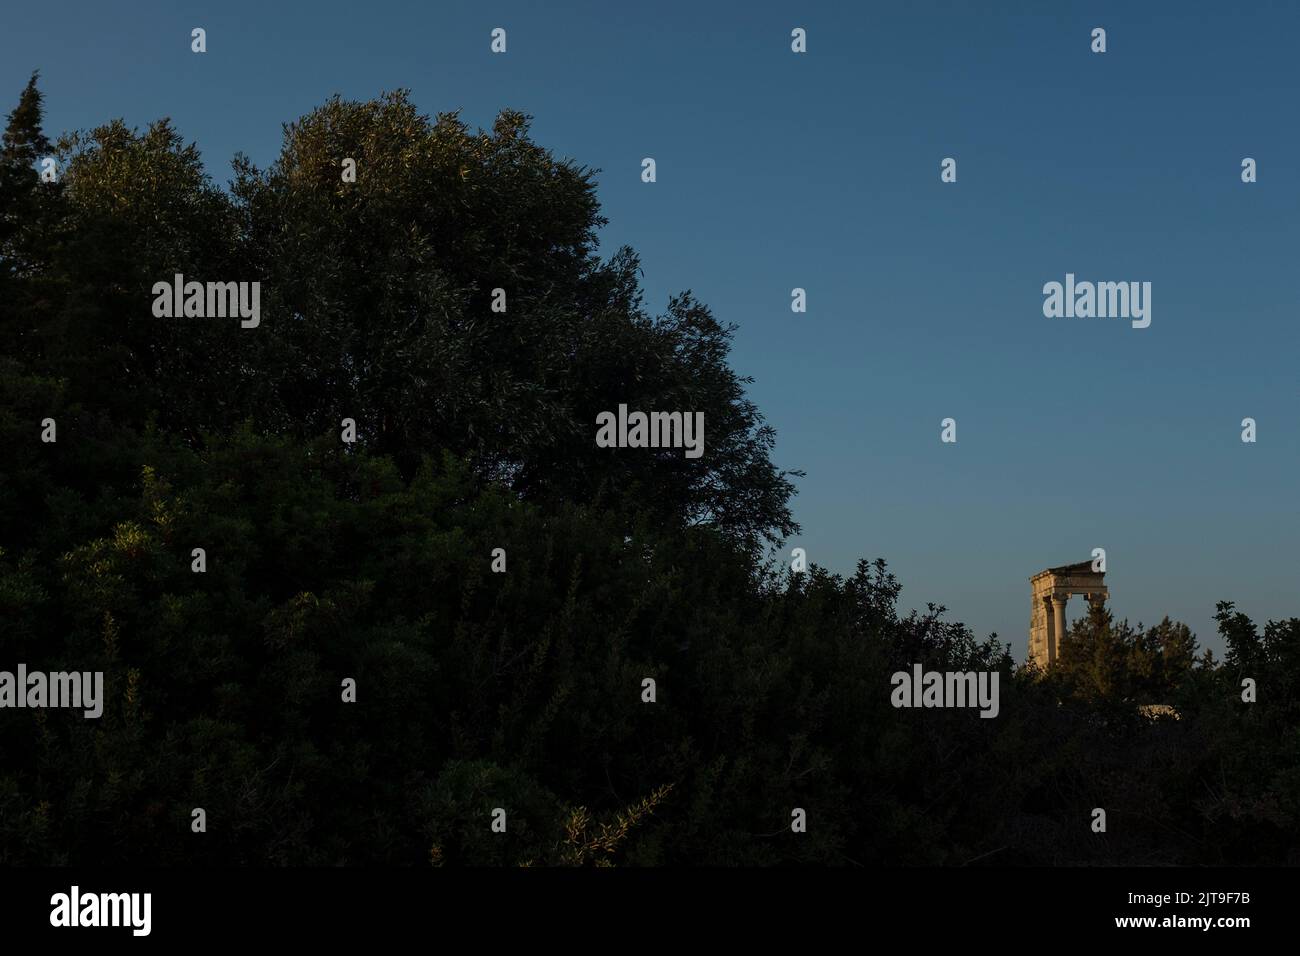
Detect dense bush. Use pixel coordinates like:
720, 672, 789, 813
2, 77, 1296, 865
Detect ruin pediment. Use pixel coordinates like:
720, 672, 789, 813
1043, 560, 1096, 576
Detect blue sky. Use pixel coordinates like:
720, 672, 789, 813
3, 1, 1296, 658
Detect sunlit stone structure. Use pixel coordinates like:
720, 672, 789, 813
1029, 561, 1108, 668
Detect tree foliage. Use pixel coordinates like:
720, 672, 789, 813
1, 79, 1297, 866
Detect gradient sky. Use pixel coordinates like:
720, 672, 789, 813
3, 1, 1296, 659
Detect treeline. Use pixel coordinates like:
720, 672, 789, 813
1, 77, 1297, 866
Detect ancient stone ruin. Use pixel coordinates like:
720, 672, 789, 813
1028, 561, 1108, 667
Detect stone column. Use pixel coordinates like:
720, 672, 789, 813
1043, 595, 1057, 664
1052, 593, 1068, 659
